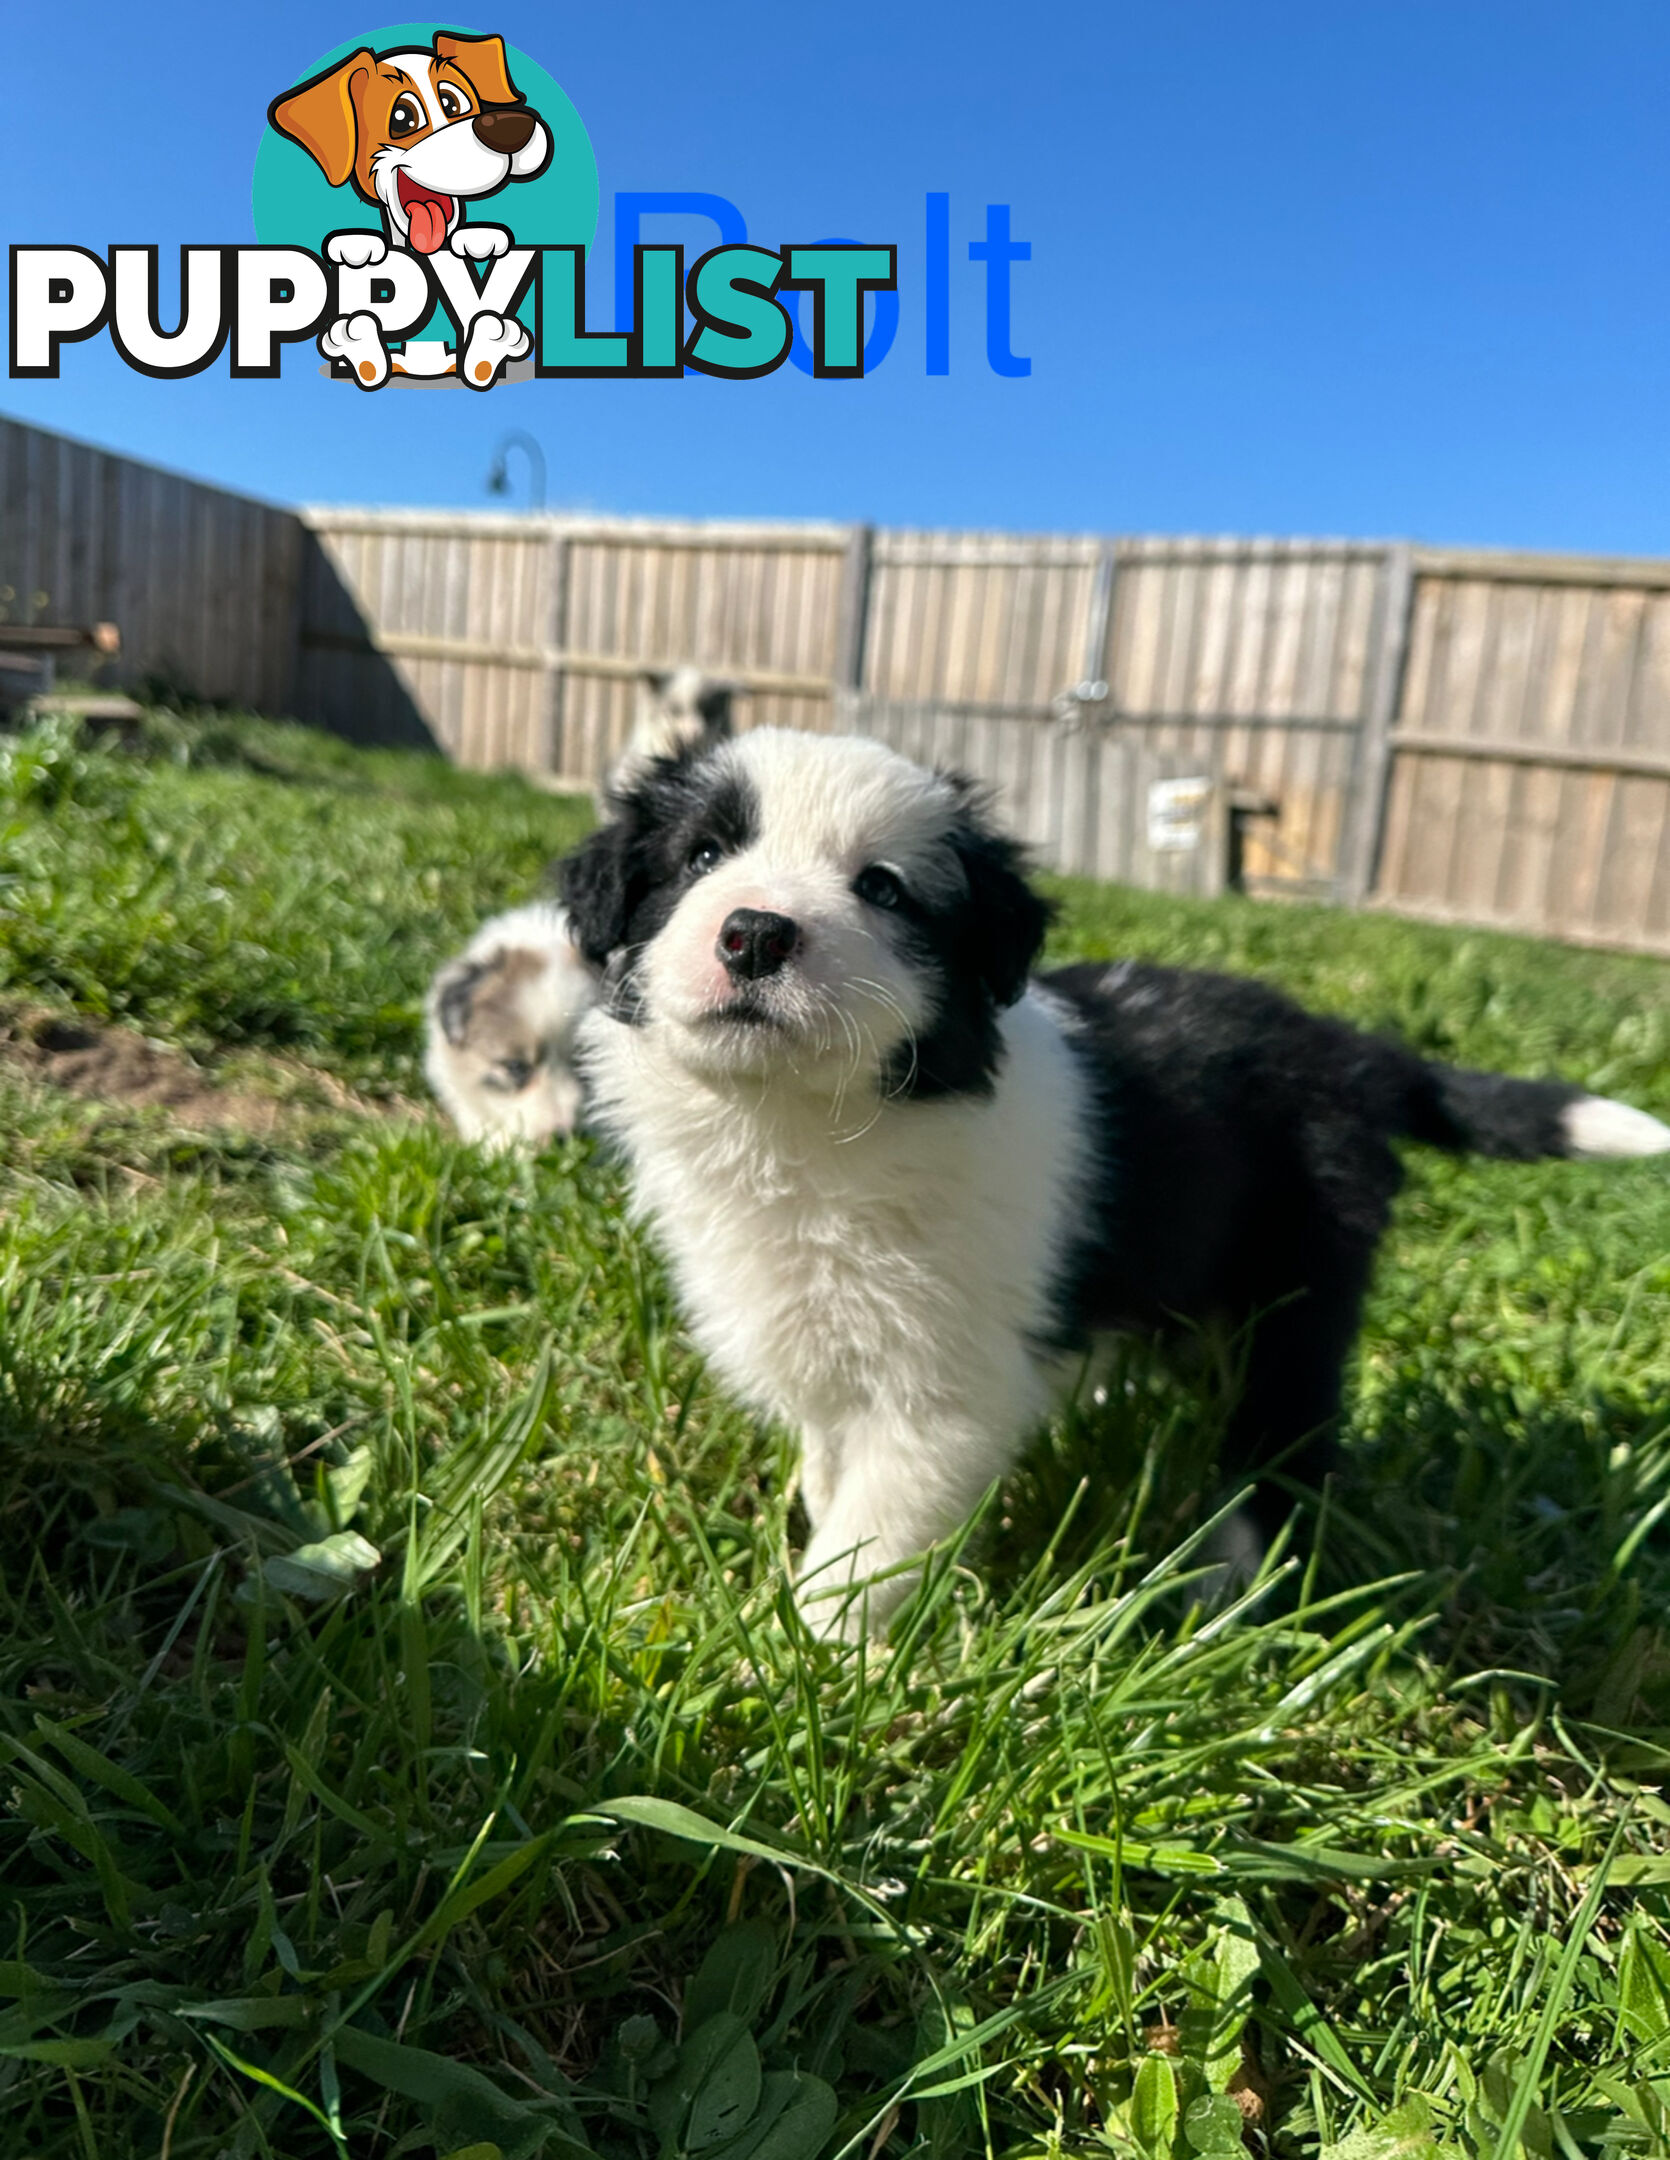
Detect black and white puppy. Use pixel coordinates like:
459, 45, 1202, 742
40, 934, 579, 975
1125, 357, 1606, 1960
610, 667, 737, 795
559, 728, 1670, 1637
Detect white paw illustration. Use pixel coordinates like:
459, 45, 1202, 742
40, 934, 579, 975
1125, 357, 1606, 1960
450, 224, 511, 262
319, 311, 390, 390
460, 312, 531, 390
325, 230, 388, 269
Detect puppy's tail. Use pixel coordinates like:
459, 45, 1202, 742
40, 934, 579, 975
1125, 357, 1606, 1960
1405, 1062, 1670, 1162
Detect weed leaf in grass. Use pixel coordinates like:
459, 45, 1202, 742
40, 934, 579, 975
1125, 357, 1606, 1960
1183, 2092, 1247, 2155
702, 2070, 838, 2160
263, 1528, 382, 1603
1176, 1895, 1260, 2092
1319, 2099, 1439, 2160
649, 2010, 762, 2149
332, 2026, 591, 2159
1129, 2050, 1180, 2159
684, 1920, 779, 2029
1617, 1917, 1670, 2061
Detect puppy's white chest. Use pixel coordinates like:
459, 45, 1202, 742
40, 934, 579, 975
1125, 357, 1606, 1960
585, 991, 1093, 1444
650, 1140, 965, 1422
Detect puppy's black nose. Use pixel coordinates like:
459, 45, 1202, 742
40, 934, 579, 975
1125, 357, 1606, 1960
473, 105, 537, 153
717, 909, 799, 981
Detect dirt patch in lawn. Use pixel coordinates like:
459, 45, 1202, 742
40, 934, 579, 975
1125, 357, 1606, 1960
0, 1007, 416, 1133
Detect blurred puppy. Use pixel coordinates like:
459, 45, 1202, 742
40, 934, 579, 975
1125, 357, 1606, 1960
424, 902, 594, 1148
609, 667, 736, 795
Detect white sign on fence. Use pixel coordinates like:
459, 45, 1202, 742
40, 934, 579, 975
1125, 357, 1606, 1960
1147, 776, 1212, 853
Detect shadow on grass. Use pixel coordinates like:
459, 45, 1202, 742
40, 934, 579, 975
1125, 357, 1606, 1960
979, 1332, 1670, 1727
4, 1297, 1669, 2154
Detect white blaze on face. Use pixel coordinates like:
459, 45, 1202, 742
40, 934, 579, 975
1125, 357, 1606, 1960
639, 729, 964, 1086
381, 51, 450, 125
370, 53, 512, 254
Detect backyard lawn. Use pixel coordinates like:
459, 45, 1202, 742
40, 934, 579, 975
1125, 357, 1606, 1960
3, 710, 1670, 2157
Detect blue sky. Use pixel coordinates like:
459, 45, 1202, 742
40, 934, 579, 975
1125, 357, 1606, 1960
4, 1, 1668, 550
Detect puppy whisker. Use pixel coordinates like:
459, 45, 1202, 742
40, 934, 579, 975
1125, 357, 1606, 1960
848, 975, 919, 1102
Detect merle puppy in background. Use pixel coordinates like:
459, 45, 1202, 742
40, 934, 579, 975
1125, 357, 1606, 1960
424, 902, 593, 1148
424, 669, 740, 1146
558, 728, 1669, 1635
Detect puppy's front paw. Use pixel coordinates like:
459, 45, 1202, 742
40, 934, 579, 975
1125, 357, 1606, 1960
450, 224, 511, 261
460, 312, 531, 390
319, 311, 390, 389
325, 230, 388, 269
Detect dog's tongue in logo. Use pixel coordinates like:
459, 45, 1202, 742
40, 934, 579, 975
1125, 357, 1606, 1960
396, 172, 454, 255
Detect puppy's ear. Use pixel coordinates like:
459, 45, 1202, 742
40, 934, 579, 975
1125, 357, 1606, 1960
434, 31, 523, 105
559, 823, 635, 967
947, 786, 1055, 1007
696, 681, 735, 733
269, 52, 370, 188
432, 955, 487, 1047
638, 667, 671, 695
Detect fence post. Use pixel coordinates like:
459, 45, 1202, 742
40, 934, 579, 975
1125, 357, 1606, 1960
1339, 541, 1415, 906
544, 522, 570, 776
833, 522, 874, 726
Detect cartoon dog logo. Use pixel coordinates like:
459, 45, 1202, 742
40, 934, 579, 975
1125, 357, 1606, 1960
269, 32, 551, 388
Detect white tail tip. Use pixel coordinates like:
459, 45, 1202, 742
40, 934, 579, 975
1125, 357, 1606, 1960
1563, 1095, 1670, 1160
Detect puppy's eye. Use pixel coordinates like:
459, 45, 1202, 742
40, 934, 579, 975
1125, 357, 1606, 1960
389, 94, 426, 137
496, 1055, 535, 1090
688, 840, 724, 876
437, 82, 471, 118
854, 864, 905, 910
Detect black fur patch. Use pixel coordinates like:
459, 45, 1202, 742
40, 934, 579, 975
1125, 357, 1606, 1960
1410, 1064, 1576, 1159
559, 746, 759, 1019
696, 681, 734, 731
434, 958, 488, 1047
1039, 959, 1585, 1531
880, 780, 1056, 1099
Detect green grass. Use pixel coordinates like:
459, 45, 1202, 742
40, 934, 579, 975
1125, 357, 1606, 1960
3, 708, 1670, 2159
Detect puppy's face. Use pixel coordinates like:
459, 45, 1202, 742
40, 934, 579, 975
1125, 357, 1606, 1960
270, 34, 552, 255
561, 730, 1052, 1099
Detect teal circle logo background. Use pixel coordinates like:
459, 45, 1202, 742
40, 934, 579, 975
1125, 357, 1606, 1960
251, 23, 598, 256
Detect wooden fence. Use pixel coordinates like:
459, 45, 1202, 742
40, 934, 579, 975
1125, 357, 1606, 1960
296, 513, 1409, 906
0, 416, 302, 715
294, 507, 855, 766
1375, 550, 1670, 955
849, 534, 1401, 902
6, 412, 1670, 954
